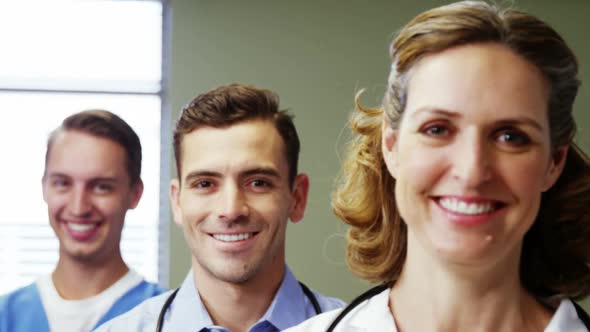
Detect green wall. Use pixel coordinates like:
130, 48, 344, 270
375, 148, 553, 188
167, 0, 590, 308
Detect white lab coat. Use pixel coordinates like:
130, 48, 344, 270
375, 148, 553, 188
285, 288, 588, 332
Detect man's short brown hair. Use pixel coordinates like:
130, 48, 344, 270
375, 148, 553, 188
45, 110, 142, 185
173, 83, 300, 186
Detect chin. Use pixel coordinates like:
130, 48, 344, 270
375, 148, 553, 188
66, 251, 99, 262
203, 260, 256, 283
432, 241, 500, 266
213, 269, 257, 284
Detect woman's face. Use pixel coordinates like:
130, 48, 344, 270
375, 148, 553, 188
383, 43, 567, 267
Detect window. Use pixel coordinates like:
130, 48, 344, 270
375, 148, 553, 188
0, 0, 168, 294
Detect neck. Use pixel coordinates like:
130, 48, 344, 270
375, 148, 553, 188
52, 252, 128, 300
192, 258, 285, 332
390, 234, 552, 332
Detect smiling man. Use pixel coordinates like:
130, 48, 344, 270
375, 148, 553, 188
0, 110, 166, 332
95, 83, 344, 332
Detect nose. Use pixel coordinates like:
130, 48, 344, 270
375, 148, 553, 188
216, 183, 249, 222
451, 136, 492, 188
69, 186, 92, 217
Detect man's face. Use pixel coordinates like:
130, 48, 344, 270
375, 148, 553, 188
43, 130, 143, 264
170, 119, 308, 284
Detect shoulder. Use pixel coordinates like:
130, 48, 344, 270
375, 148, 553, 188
284, 267, 345, 313
546, 298, 590, 332
0, 283, 40, 311
290, 286, 394, 332
94, 289, 175, 332
310, 289, 346, 312
284, 308, 342, 331
97, 280, 168, 327
127, 280, 167, 298
0, 283, 50, 332
122, 271, 167, 298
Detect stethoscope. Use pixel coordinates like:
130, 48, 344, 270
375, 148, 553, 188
155, 281, 322, 332
326, 284, 388, 332
326, 284, 590, 331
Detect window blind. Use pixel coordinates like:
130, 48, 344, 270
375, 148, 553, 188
0, 0, 167, 294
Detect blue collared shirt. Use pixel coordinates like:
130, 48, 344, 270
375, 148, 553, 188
94, 266, 345, 332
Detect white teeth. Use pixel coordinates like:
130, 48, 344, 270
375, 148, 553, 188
439, 198, 495, 215
213, 233, 254, 242
68, 223, 97, 232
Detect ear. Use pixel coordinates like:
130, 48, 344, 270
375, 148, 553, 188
382, 118, 399, 179
542, 146, 568, 192
41, 175, 48, 203
289, 174, 309, 223
170, 178, 184, 227
128, 179, 144, 209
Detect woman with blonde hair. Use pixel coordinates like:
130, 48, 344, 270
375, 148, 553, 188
288, 1, 590, 331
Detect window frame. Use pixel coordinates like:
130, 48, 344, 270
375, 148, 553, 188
0, 0, 171, 289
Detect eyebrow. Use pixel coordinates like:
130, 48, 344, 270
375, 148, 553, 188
241, 167, 282, 179
183, 167, 282, 184
410, 107, 461, 119
183, 170, 222, 184
410, 107, 545, 132
89, 177, 119, 183
494, 118, 544, 132
46, 173, 68, 179
46, 173, 119, 183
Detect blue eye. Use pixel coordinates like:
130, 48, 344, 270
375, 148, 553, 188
423, 125, 449, 137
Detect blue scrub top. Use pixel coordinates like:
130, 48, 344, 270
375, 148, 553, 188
0, 280, 166, 332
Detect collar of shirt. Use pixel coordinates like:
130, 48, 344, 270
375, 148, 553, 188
344, 289, 586, 332
346, 288, 397, 332
545, 299, 588, 332
164, 265, 310, 332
